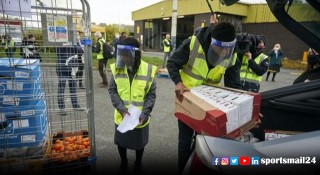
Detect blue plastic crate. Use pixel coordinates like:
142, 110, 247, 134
0, 58, 40, 81
0, 77, 42, 97
0, 91, 45, 107
0, 99, 48, 148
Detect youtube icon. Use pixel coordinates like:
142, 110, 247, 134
239, 156, 250, 165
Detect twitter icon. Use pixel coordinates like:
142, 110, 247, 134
230, 157, 239, 165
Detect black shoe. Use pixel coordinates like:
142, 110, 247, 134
120, 159, 128, 170
73, 105, 85, 111
272, 79, 275, 82
134, 161, 142, 173
59, 109, 67, 116
79, 83, 85, 89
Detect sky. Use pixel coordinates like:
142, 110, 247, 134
87, 0, 266, 25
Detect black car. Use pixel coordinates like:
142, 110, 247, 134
183, 0, 320, 174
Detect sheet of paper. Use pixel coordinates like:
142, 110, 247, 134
117, 104, 142, 133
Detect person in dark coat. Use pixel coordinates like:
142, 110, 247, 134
293, 48, 320, 84
113, 31, 127, 57
167, 14, 242, 175
266, 43, 283, 81
56, 43, 84, 115
108, 37, 157, 174
76, 33, 85, 88
21, 34, 42, 62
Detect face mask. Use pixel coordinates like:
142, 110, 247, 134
255, 47, 264, 53
116, 45, 136, 69
207, 38, 236, 67
255, 40, 265, 53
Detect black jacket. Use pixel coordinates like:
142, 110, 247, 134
293, 67, 320, 84
21, 39, 41, 60
166, 25, 242, 89
56, 44, 84, 72
95, 38, 103, 53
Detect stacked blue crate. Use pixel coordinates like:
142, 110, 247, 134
0, 58, 48, 152
0, 100, 48, 148
0, 58, 43, 106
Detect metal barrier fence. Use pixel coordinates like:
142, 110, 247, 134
0, 0, 96, 174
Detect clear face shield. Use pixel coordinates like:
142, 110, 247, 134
207, 38, 236, 68
116, 45, 137, 70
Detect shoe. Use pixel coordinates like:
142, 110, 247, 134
73, 105, 85, 111
272, 79, 275, 82
134, 161, 142, 173
59, 109, 67, 116
120, 159, 128, 170
79, 83, 85, 89
99, 83, 108, 88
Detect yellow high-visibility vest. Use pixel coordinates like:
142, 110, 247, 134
162, 39, 171, 52
97, 38, 105, 59
180, 35, 237, 88
5, 39, 14, 49
110, 60, 157, 128
240, 53, 268, 84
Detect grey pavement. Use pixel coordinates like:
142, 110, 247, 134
92, 52, 304, 174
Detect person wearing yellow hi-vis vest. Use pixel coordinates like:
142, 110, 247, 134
162, 33, 172, 68
108, 37, 157, 173
167, 14, 243, 175
239, 38, 269, 93
4, 34, 15, 58
94, 31, 108, 88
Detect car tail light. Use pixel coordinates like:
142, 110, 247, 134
186, 135, 221, 175
189, 151, 213, 175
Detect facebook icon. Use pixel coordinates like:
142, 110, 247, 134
212, 157, 220, 165
251, 157, 260, 165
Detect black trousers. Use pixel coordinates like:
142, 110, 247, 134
5, 48, 14, 58
98, 59, 108, 84
178, 120, 195, 174
117, 145, 144, 162
56, 69, 78, 109
76, 58, 84, 85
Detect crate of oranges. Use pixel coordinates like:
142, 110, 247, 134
49, 130, 90, 162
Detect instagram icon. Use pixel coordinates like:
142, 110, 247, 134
221, 157, 229, 165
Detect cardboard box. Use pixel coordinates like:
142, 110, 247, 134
175, 85, 261, 138
0, 99, 48, 148
264, 130, 303, 141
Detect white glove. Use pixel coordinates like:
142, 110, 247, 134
65, 55, 78, 66
71, 67, 78, 79
81, 55, 85, 64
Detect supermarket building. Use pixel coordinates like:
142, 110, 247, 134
132, 0, 309, 59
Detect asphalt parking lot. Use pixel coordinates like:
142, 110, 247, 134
92, 52, 304, 174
